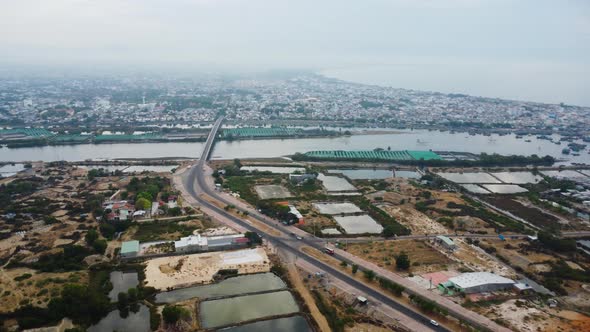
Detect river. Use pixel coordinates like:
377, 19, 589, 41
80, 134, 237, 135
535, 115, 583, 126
1, 130, 589, 165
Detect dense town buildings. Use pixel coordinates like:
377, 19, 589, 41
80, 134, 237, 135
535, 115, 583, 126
1, 74, 589, 135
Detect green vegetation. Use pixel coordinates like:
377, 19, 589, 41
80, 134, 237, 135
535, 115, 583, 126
99, 220, 132, 240
409, 294, 448, 316
257, 201, 299, 224
84, 229, 107, 255
162, 305, 190, 324
537, 231, 577, 252
87, 168, 110, 180
311, 290, 352, 332
363, 269, 376, 281
0, 178, 42, 209
357, 198, 410, 236
132, 221, 198, 242
418, 196, 532, 234
14, 273, 33, 282
135, 197, 151, 210
222, 175, 260, 204
244, 231, 262, 246
376, 277, 405, 296
127, 176, 169, 201
29, 245, 94, 272
13, 270, 112, 329
149, 305, 161, 331
395, 252, 411, 270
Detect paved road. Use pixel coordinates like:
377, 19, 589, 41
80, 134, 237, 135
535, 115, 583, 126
182, 118, 445, 332
180, 117, 517, 332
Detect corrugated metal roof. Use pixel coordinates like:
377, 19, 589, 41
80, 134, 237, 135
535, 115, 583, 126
436, 235, 456, 246
449, 272, 514, 289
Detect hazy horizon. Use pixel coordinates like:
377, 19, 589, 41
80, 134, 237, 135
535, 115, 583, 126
1, 0, 589, 106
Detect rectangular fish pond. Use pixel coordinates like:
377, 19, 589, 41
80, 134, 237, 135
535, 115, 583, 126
219, 315, 312, 332
199, 290, 300, 329
155, 273, 286, 303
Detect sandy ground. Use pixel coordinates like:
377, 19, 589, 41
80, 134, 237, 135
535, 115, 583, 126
289, 265, 331, 332
379, 205, 448, 234
345, 323, 395, 332
480, 299, 590, 332
0, 267, 87, 312
0, 234, 27, 252
478, 239, 557, 274
199, 226, 238, 236
346, 240, 457, 275
144, 248, 271, 290
295, 201, 337, 228
450, 239, 515, 277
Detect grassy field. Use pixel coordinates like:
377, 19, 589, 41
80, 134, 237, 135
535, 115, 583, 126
132, 220, 200, 242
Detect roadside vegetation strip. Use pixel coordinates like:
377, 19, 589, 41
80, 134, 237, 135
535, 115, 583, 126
303, 244, 504, 332
310, 289, 352, 332
288, 265, 332, 332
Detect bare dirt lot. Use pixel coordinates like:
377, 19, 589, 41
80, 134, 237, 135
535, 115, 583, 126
475, 299, 590, 332
144, 248, 271, 290
345, 240, 458, 275
378, 205, 448, 235
254, 184, 293, 199
477, 238, 557, 273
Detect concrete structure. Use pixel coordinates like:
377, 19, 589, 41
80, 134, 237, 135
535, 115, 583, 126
121, 240, 140, 258
289, 206, 304, 224
577, 240, 590, 256
151, 201, 160, 216
174, 234, 248, 254
436, 235, 457, 251
175, 234, 208, 253
440, 272, 515, 294
289, 173, 316, 184
103, 200, 134, 221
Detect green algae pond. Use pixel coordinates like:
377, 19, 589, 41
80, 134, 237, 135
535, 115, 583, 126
155, 273, 286, 303
199, 290, 299, 329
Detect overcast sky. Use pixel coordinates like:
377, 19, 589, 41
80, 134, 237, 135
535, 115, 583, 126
1, 0, 589, 105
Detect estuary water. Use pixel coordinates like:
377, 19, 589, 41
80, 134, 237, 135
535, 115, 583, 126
1, 130, 589, 165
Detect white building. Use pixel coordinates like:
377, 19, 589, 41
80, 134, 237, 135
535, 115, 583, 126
174, 234, 208, 253
444, 272, 515, 294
